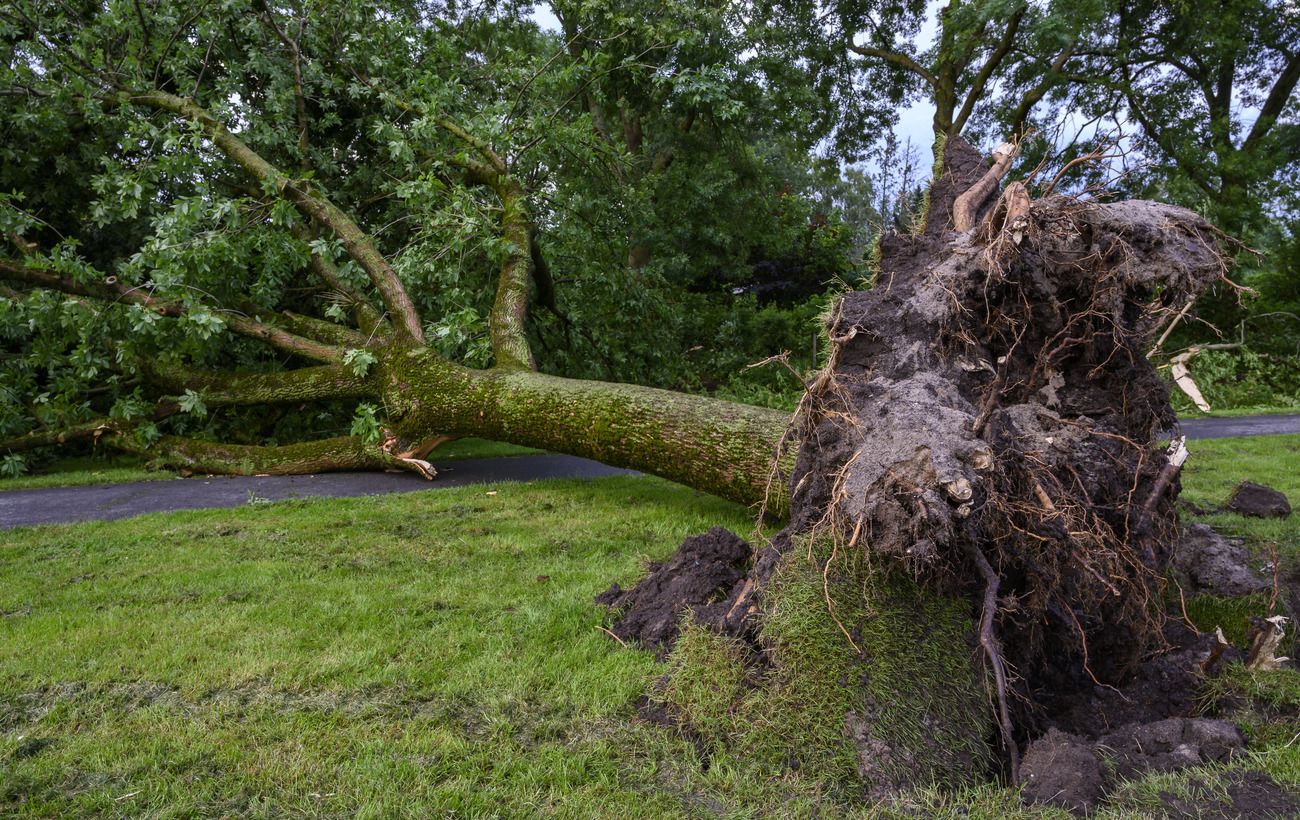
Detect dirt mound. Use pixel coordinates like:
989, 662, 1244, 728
1172, 523, 1269, 596
1226, 481, 1292, 518
1019, 728, 1103, 814
596, 526, 751, 653
1100, 717, 1244, 777
1022, 718, 1247, 814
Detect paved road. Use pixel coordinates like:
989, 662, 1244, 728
0, 454, 636, 530
1176, 413, 1300, 440
1, 414, 1296, 529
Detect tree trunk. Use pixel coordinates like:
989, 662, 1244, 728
375, 349, 792, 514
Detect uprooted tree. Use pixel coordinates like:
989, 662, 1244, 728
600, 137, 1236, 795
0, 0, 1256, 801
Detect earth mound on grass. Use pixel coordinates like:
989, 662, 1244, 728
1173, 523, 1270, 596
595, 526, 750, 653
1226, 481, 1292, 519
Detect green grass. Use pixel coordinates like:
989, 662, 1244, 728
1, 475, 750, 816
0, 455, 167, 492
0, 439, 537, 493
1180, 434, 1300, 559
1176, 405, 1300, 419
1, 435, 1297, 816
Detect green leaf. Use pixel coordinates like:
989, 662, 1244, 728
342, 348, 377, 377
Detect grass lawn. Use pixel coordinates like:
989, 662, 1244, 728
1, 438, 1297, 817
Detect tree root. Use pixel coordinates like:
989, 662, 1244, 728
961, 538, 1020, 784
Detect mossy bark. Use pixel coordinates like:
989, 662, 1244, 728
376, 348, 791, 512
113, 435, 398, 475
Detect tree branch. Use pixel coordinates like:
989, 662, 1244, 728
846, 42, 939, 90
137, 360, 374, 406
0, 257, 345, 363
487, 178, 537, 370
107, 432, 430, 477
952, 8, 1025, 135
1243, 48, 1300, 154
275, 310, 367, 348
124, 89, 427, 345
1008, 42, 1076, 137
287, 222, 386, 333
1, 402, 179, 455
256, 0, 311, 159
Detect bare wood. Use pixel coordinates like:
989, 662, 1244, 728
953, 142, 1019, 231
1147, 296, 1198, 358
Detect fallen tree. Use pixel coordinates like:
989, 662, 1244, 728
0, 6, 790, 508
1, 2, 1278, 809
602, 136, 1236, 797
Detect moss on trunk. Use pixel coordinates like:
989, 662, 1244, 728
378, 348, 792, 512
113, 435, 393, 475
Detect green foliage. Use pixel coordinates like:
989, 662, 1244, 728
341, 348, 377, 378
1168, 349, 1300, 414
177, 389, 207, 418
1, 452, 24, 478
0, 0, 867, 460
348, 403, 382, 444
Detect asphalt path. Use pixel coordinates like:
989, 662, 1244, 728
1176, 413, 1300, 440
0, 454, 635, 530
0, 414, 1296, 530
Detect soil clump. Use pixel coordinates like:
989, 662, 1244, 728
1172, 523, 1270, 596
1020, 719, 1248, 814
1226, 481, 1292, 518
595, 526, 751, 654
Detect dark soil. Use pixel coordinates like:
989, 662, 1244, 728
1022, 718, 1247, 814
1172, 524, 1269, 597
1039, 629, 1241, 739
1102, 717, 1243, 775
1162, 771, 1300, 819
595, 526, 751, 654
1226, 481, 1293, 519
1019, 728, 1104, 814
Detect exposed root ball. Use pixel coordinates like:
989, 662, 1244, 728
602, 136, 1237, 795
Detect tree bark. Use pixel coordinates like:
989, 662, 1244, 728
375, 349, 792, 513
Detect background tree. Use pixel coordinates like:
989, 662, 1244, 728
1017, 0, 1300, 371
751, 0, 1091, 160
